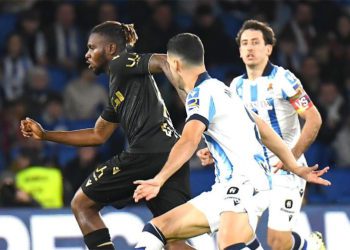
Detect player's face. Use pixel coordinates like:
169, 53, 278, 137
85, 33, 109, 74
239, 29, 272, 68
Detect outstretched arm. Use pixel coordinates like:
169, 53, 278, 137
148, 54, 187, 103
253, 113, 330, 186
133, 120, 205, 202
20, 116, 118, 146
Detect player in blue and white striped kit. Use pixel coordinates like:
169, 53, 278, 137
133, 33, 330, 250
199, 20, 325, 250
232, 20, 325, 250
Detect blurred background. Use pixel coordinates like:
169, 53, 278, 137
0, 0, 349, 249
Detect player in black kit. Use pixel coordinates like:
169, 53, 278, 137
20, 21, 191, 250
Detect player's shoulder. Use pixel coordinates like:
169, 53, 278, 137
109, 51, 144, 73
189, 78, 220, 97
272, 64, 298, 80
230, 73, 245, 84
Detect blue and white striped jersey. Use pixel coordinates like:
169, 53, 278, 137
230, 62, 307, 171
186, 72, 271, 190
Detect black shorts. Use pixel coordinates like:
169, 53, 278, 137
81, 151, 191, 216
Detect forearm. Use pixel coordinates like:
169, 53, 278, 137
149, 54, 187, 103
155, 138, 198, 186
43, 129, 104, 146
255, 116, 299, 172
292, 113, 322, 159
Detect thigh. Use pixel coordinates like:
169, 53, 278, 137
268, 184, 304, 231
147, 161, 191, 216
81, 152, 166, 208
218, 211, 253, 247
152, 202, 210, 242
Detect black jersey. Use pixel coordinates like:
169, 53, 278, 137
101, 51, 179, 153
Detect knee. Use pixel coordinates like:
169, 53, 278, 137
70, 192, 81, 214
70, 189, 88, 215
267, 231, 292, 250
151, 217, 176, 239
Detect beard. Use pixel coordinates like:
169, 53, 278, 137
92, 65, 105, 75
90, 52, 108, 75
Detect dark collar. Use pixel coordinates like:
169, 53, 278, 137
194, 71, 211, 87
262, 61, 274, 76
242, 61, 274, 79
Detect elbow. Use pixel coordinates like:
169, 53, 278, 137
92, 134, 108, 146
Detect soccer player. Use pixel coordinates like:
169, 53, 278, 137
198, 19, 325, 250
20, 21, 193, 250
133, 33, 330, 250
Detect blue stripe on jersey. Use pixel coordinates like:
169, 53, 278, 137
208, 96, 216, 122
281, 89, 288, 100
254, 154, 272, 188
250, 84, 258, 113
250, 84, 258, 101
267, 98, 283, 139
235, 77, 244, 98
266, 98, 290, 175
204, 134, 234, 182
267, 65, 278, 79
243, 107, 262, 145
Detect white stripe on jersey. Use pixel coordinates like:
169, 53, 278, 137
186, 74, 271, 191
231, 63, 307, 172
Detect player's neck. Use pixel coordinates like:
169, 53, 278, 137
246, 60, 268, 81
183, 65, 206, 92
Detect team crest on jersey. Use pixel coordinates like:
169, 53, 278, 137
267, 82, 273, 91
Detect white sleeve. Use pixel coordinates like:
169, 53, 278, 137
280, 69, 303, 99
185, 86, 215, 130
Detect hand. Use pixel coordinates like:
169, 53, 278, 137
295, 165, 331, 186
196, 148, 214, 166
20, 117, 45, 140
273, 161, 284, 173
133, 179, 162, 202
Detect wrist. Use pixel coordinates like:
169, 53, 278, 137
41, 130, 48, 140
291, 148, 302, 160
154, 175, 166, 187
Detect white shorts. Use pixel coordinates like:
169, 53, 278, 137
268, 172, 307, 231
189, 175, 270, 233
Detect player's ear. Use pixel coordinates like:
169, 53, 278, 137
107, 43, 118, 56
174, 58, 181, 73
266, 44, 273, 56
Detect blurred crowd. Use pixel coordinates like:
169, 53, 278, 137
0, 0, 349, 208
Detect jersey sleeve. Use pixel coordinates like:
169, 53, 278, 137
185, 86, 215, 130
280, 69, 313, 113
229, 76, 244, 98
109, 52, 152, 76
280, 69, 303, 99
100, 101, 119, 123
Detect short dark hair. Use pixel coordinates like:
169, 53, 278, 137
91, 21, 138, 51
167, 33, 204, 65
236, 19, 276, 47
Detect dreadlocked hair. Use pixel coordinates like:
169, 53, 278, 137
91, 21, 138, 51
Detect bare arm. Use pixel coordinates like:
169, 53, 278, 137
254, 113, 330, 185
20, 116, 118, 146
148, 54, 187, 103
254, 114, 298, 171
134, 120, 205, 201
292, 106, 322, 159
154, 120, 204, 185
